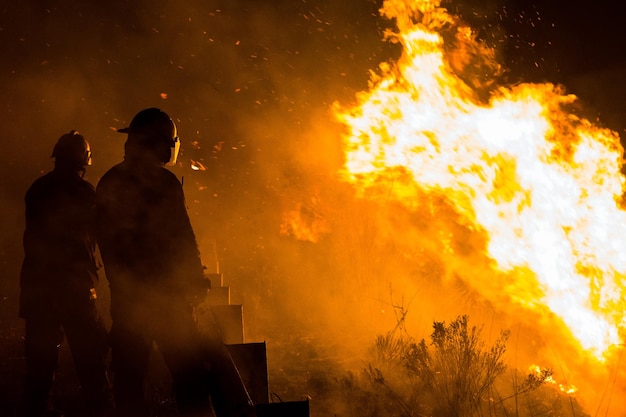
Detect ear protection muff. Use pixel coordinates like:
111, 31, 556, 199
151, 129, 179, 166
165, 135, 179, 166
83, 144, 92, 167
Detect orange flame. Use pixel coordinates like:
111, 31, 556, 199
529, 364, 578, 394
334, 0, 626, 360
280, 201, 330, 243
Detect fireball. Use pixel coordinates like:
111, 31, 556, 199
334, 0, 626, 361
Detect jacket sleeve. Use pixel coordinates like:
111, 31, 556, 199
170, 178, 208, 292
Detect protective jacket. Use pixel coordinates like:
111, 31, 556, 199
20, 168, 98, 318
95, 159, 205, 313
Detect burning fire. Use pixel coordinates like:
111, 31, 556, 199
333, 0, 626, 360
280, 200, 330, 243
191, 159, 207, 171
529, 364, 578, 394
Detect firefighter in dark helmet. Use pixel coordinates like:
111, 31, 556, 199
20, 130, 112, 417
96, 108, 255, 417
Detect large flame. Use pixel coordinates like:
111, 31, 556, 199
334, 0, 626, 360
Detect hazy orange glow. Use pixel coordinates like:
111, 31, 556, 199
334, 0, 626, 361
280, 201, 330, 243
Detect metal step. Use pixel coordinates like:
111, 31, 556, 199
196, 270, 310, 416
226, 342, 269, 405
209, 304, 244, 345
205, 273, 224, 287
207, 285, 230, 305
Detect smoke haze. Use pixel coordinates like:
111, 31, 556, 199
2, 0, 626, 414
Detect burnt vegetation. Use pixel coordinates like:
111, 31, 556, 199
0, 306, 593, 416
279, 313, 591, 417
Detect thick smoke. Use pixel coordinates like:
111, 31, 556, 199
0, 0, 398, 402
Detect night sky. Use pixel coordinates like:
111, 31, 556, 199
1, 0, 626, 412
455, 0, 626, 131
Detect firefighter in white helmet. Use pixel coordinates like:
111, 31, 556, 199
20, 130, 112, 417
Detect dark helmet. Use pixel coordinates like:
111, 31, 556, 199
118, 108, 180, 165
51, 130, 92, 169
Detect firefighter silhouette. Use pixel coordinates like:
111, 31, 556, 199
96, 108, 255, 417
20, 130, 112, 417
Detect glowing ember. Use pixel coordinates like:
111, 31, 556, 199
191, 160, 207, 171
334, 0, 626, 359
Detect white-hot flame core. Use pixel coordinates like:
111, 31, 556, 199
335, 0, 626, 359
